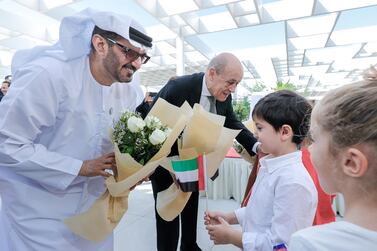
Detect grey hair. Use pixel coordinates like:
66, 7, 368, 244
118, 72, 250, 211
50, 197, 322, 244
206, 53, 229, 75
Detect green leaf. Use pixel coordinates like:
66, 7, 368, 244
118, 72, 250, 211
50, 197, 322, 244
232, 96, 251, 122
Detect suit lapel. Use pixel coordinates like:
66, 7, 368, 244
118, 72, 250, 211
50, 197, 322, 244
188, 72, 227, 116
190, 73, 204, 106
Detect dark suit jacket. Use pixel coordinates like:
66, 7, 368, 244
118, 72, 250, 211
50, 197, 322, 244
135, 100, 152, 117
152, 72, 257, 157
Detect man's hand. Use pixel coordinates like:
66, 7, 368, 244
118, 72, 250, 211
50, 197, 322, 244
79, 152, 116, 177
256, 143, 268, 155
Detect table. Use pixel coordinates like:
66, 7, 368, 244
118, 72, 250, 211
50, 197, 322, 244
206, 158, 251, 203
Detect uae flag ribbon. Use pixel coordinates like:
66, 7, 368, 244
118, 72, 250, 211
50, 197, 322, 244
171, 154, 207, 192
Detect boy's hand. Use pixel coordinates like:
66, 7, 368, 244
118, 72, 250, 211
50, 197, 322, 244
204, 211, 225, 225
206, 217, 233, 244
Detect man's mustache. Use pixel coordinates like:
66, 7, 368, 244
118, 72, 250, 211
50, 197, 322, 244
123, 63, 137, 72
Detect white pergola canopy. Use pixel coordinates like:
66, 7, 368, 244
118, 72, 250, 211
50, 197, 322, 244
0, 0, 376, 97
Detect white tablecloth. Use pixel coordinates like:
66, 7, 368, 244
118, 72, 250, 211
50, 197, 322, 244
206, 158, 251, 203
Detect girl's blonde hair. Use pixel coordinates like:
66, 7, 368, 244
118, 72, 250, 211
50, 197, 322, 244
313, 66, 377, 189
314, 66, 377, 149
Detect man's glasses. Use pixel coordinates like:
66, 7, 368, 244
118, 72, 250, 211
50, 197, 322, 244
106, 37, 150, 64
217, 73, 239, 88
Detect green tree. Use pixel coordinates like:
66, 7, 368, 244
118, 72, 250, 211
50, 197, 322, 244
242, 81, 267, 93
275, 80, 297, 91
232, 96, 251, 122
251, 81, 267, 92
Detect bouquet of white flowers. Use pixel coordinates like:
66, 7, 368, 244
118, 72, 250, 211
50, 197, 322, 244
112, 111, 171, 165
65, 98, 191, 242
156, 104, 242, 221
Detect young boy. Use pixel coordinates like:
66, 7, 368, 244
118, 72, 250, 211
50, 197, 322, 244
205, 90, 318, 251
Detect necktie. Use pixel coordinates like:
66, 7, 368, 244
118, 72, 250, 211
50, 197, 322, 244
207, 96, 216, 114
207, 95, 219, 180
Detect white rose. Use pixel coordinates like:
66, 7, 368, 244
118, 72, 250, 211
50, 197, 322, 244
127, 116, 145, 133
164, 127, 172, 137
149, 129, 166, 145
145, 116, 162, 128
144, 116, 153, 128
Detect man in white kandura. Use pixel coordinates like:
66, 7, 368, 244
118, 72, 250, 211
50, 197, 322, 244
0, 8, 152, 251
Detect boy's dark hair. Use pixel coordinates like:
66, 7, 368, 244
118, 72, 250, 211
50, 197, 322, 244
252, 90, 312, 144
90, 25, 121, 51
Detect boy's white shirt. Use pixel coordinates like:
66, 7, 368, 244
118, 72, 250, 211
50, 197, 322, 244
234, 151, 318, 251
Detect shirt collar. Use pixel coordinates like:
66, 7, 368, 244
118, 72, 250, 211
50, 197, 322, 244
260, 151, 302, 173
201, 75, 212, 97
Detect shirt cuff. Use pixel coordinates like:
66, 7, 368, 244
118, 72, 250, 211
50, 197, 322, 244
234, 207, 246, 226
59, 159, 83, 189
252, 142, 261, 154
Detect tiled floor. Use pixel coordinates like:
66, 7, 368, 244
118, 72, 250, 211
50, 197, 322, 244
114, 181, 241, 251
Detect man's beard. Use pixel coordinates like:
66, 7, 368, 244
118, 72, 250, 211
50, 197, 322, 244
104, 51, 137, 83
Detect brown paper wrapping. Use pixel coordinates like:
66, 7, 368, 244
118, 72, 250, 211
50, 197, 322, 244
243, 119, 256, 133
156, 104, 241, 221
65, 98, 191, 242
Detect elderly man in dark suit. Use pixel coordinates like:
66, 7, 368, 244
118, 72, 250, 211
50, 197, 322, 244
150, 52, 259, 251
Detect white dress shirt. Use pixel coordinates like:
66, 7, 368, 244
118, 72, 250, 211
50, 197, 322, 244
199, 75, 215, 112
234, 151, 318, 251
289, 221, 377, 251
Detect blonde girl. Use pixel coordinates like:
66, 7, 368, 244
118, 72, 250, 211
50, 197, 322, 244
289, 67, 377, 250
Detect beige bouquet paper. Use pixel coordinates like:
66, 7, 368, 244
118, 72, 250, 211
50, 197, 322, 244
65, 98, 191, 241
156, 104, 241, 221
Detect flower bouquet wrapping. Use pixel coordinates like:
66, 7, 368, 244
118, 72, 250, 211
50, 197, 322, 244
65, 98, 192, 241
155, 104, 242, 221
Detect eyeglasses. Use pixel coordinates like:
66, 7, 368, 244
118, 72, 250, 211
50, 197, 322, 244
217, 74, 240, 88
106, 37, 150, 64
